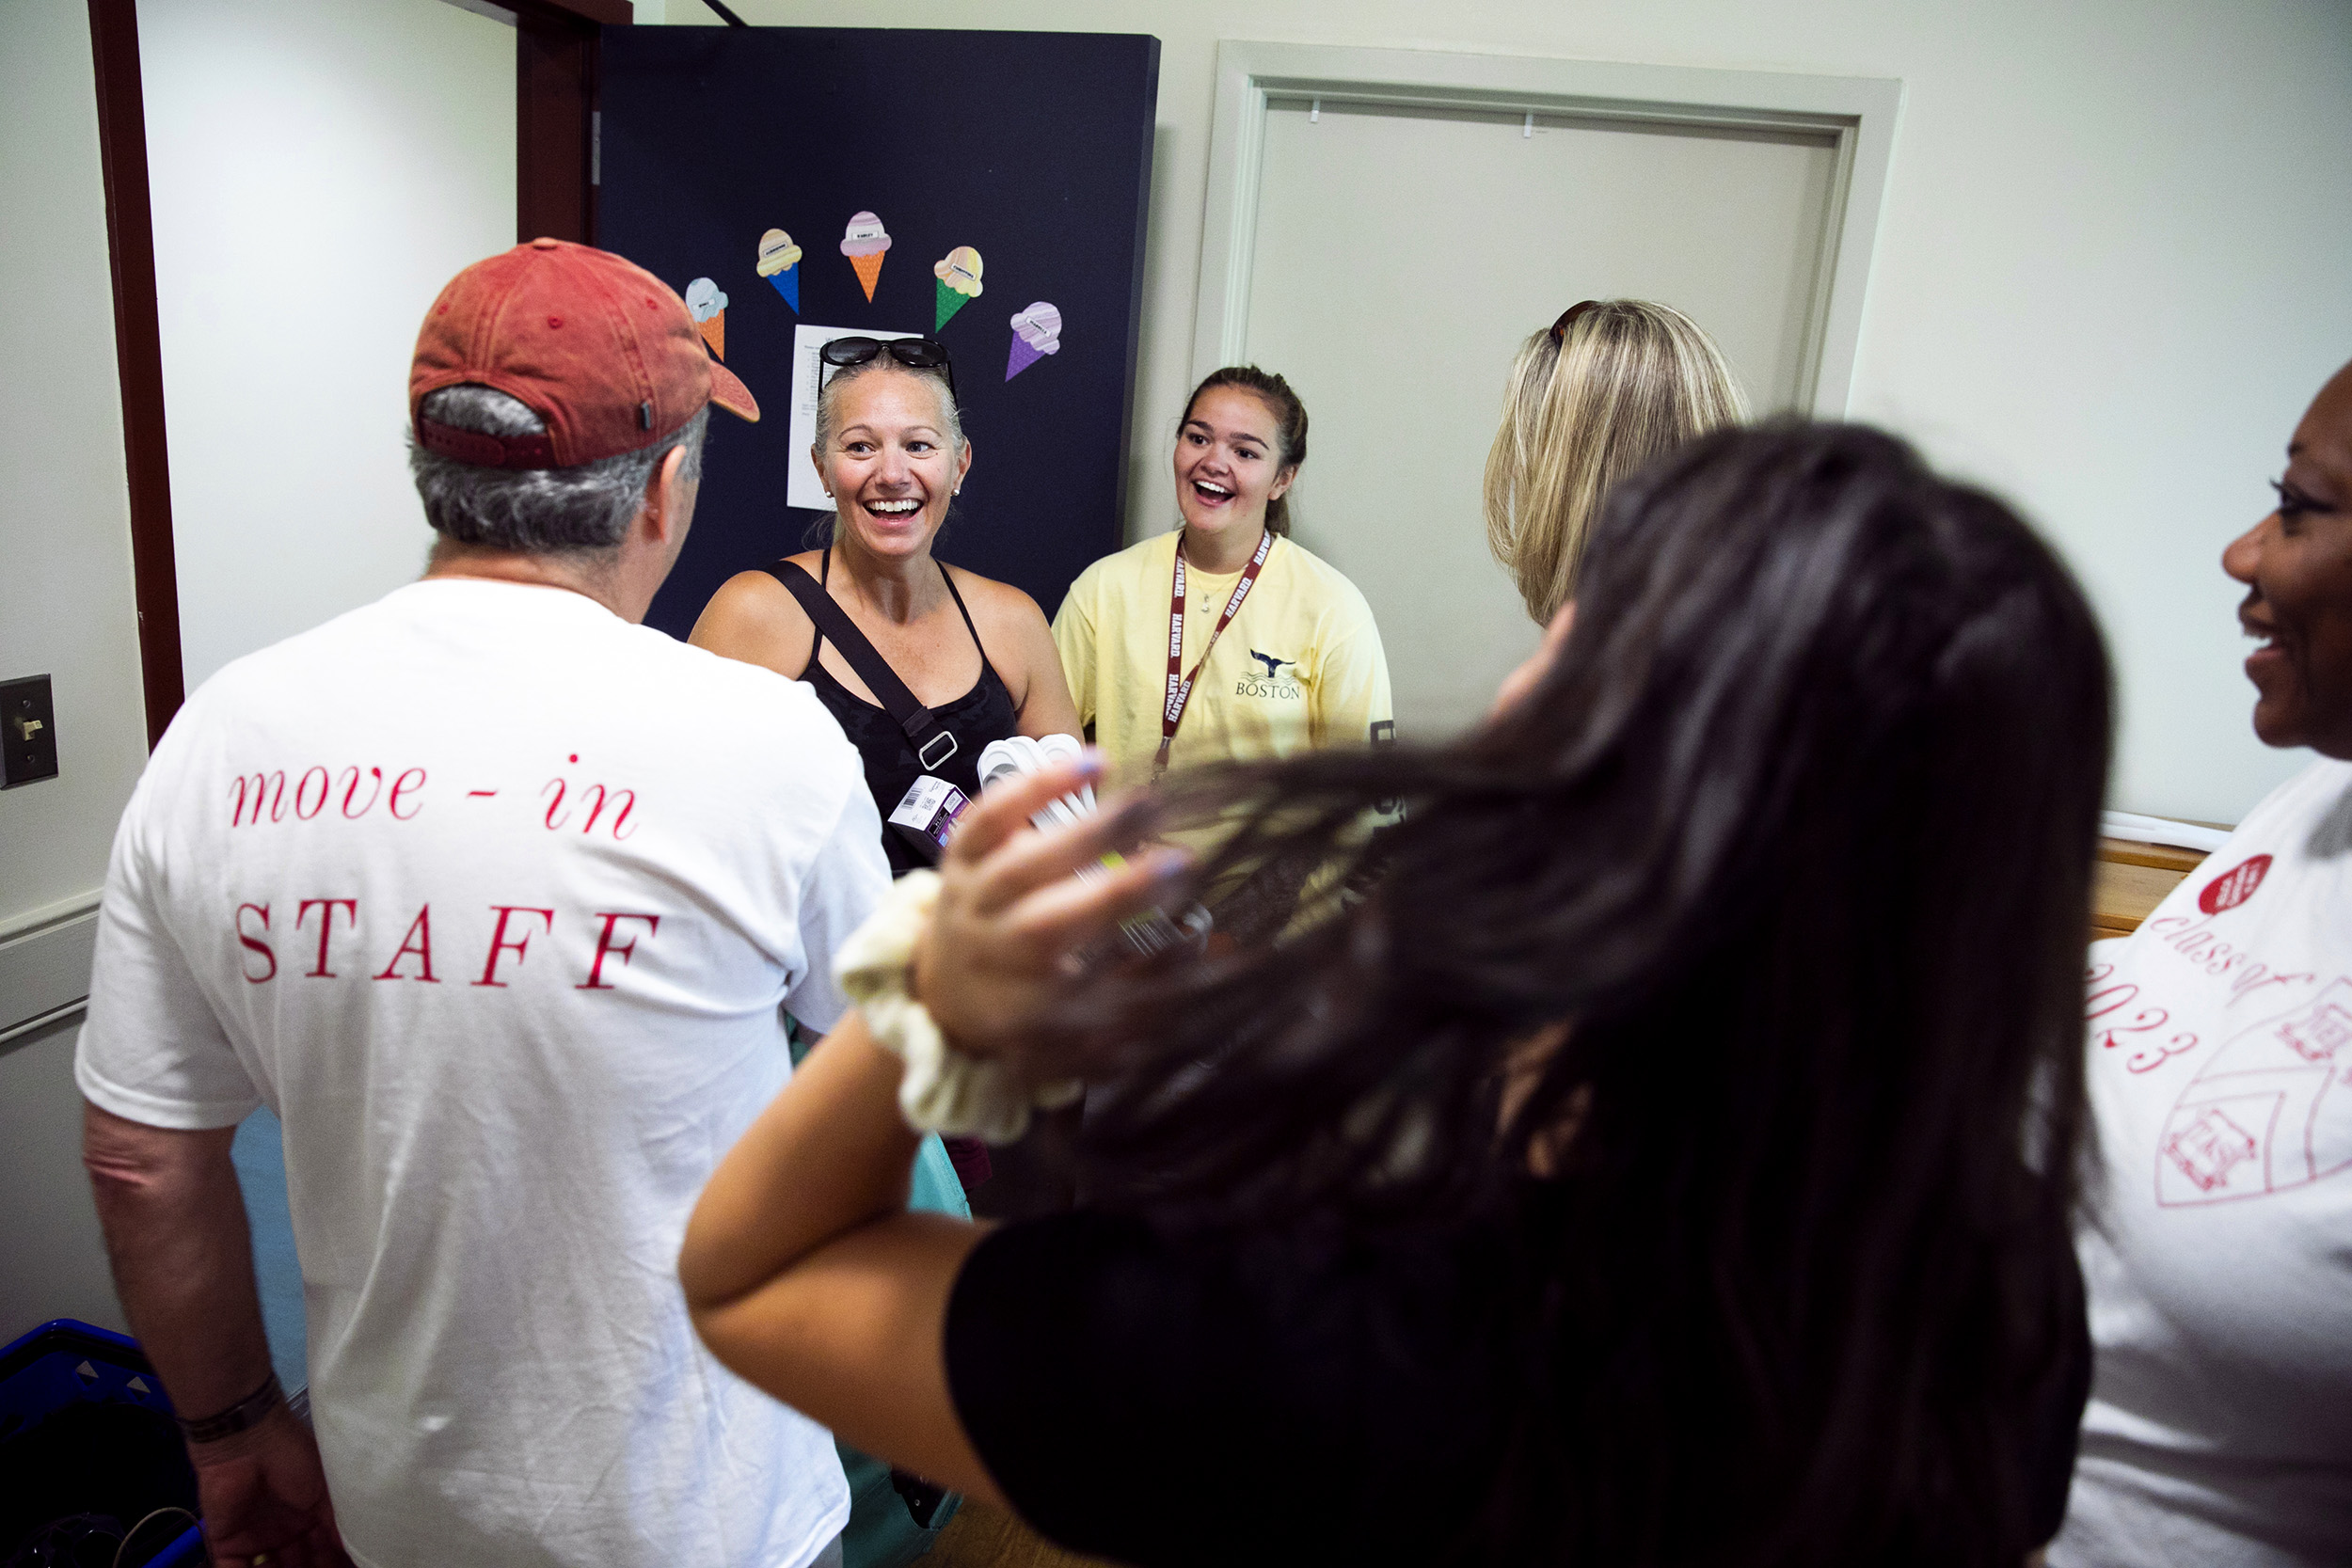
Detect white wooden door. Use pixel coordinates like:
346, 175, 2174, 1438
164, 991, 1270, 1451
1243, 97, 1840, 736
143, 0, 515, 693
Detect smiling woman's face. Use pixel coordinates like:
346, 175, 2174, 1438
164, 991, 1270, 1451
815, 368, 971, 563
2223, 362, 2352, 756
1173, 387, 1293, 541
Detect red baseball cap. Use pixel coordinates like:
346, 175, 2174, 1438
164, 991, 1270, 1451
410, 237, 758, 469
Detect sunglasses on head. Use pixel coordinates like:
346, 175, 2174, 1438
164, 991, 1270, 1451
1548, 299, 1601, 346
819, 335, 957, 398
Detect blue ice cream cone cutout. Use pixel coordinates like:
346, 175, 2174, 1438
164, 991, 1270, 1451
755, 228, 803, 314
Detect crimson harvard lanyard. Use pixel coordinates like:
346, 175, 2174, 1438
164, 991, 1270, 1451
1155, 528, 1277, 773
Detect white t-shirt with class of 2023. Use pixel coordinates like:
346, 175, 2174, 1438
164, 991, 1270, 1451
76, 578, 890, 1568
2054, 758, 2352, 1568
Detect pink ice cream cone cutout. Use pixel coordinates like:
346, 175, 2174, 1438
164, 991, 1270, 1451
1006, 300, 1062, 380
755, 228, 803, 314
840, 210, 891, 302
686, 277, 727, 358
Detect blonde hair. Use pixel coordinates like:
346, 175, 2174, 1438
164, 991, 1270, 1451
1483, 300, 1748, 623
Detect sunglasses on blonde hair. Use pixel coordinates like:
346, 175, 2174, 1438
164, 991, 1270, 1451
1549, 299, 1602, 346
819, 335, 957, 398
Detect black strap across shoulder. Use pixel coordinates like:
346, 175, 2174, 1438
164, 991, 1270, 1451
938, 563, 987, 649
766, 559, 961, 771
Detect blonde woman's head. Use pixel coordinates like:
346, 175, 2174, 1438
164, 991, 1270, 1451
1484, 300, 1748, 623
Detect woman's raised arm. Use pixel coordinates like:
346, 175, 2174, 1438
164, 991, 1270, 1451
677, 759, 1182, 1497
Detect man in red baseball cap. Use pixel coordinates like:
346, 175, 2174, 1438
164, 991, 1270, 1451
79, 242, 887, 1568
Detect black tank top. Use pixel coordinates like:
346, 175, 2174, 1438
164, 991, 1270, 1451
799, 549, 1020, 877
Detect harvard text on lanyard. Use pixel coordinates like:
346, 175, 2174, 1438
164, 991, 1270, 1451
1155, 529, 1277, 772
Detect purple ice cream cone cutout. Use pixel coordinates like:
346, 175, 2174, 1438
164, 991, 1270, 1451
1006, 301, 1062, 381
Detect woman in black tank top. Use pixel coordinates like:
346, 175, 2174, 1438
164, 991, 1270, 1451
688, 342, 1080, 880
796, 546, 1020, 876
691, 341, 1083, 1221
691, 345, 1087, 1547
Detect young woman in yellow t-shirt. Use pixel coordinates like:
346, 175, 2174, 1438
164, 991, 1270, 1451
1052, 367, 1394, 789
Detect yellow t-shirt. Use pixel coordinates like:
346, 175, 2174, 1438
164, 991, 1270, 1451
1053, 530, 1395, 785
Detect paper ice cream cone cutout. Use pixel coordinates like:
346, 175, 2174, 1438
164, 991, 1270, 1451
839, 210, 892, 302
686, 277, 728, 358
932, 245, 983, 330
755, 228, 803, 314
1005, 300, 1062, 381
850, 253, 885, 302
936, 281, 970, 331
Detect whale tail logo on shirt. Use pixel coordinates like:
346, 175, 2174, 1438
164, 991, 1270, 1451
1248, 650, 1295, 680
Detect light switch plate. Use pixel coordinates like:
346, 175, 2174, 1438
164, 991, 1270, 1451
1, 675, 58, 788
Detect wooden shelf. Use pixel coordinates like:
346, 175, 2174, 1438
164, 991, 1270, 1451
2097, 837, 2210, 874
2091, 837, 2208, 938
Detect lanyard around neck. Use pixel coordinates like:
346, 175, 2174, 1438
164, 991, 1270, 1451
1155, 529, 1276, 773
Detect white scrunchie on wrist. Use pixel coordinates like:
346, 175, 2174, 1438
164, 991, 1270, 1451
836, 870, 1084, 1144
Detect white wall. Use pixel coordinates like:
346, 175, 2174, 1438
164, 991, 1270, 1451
0, 0, 520, 1344
0, 0, 152, 935
0, 1018, 130, 1335
0, 0, 147, 1334
141, 0, 516, 694
665, 0, 2352, 826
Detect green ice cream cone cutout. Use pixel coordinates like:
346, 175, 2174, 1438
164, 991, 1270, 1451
932, 245, 983, 331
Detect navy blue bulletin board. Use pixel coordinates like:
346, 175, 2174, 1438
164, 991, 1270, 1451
596, 26, 1160, 638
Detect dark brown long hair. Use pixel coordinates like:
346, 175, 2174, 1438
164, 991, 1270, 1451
1184, 365, 1309, 536
1069, 422, 2109, 1564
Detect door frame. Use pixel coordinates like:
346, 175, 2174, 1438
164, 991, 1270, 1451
1192, 40, 1901, 416
444, 0, 636, 243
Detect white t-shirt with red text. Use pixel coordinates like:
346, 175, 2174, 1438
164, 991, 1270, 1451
2054, 759, 2352, 1568
77, 578, 889, 1568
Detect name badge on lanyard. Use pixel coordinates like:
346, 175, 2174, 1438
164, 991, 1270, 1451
888, 774, 968, 863
1155, 530, 1275, 773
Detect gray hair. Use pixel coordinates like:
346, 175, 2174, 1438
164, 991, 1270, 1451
408, 385, 708, 553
